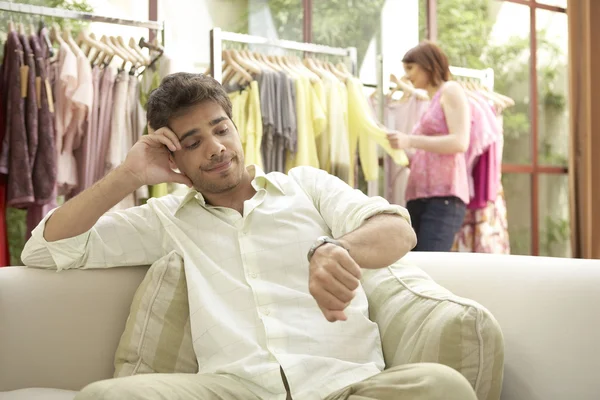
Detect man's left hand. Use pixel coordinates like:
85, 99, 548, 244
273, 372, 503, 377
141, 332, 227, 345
308, 244, 361, 322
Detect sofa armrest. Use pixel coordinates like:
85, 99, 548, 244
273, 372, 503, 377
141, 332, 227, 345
0, 266, 148, 392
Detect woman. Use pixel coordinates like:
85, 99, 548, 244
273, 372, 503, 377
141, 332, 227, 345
387, 41, 471, 252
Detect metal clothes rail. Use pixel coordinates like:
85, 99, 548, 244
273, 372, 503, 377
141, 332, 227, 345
0, 1, 163, 31
209, 27, 358, 83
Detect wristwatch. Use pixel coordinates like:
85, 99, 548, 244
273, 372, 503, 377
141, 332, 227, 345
307, 236, 348, 262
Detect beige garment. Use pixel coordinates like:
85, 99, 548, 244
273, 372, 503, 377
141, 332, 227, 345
53, 42, 79, 195
107, 71, 134, 210
126, 75, 148, 203
74, 363, 476, 400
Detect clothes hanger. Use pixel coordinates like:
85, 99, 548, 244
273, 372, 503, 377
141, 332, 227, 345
63, 25, 83, 55
325, 61, 347, 81
336, 62, 354, 81
222, 50, 252, 85
230, 49, 261, 76
243, 50, 274, 73
88, 33, 110, 66
28, 14, 36, 36
119, 36, 147, 65
303, 57, 330, 80
129, 37, 151, 66
78, 30, 111, 61
39, 18, 55, 58
50, 22, 66, 46
8, 14, 15, 32
111, 36, 145, 67
390, 73, 429, 101
257, 52, 282, 72
101, 35, 133, 69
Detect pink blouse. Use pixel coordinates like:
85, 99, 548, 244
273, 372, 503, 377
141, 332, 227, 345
405, 86, 470, 204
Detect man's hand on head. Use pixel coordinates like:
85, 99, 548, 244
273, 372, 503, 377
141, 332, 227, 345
308, 243, 361, 323
120, 125, 192, 188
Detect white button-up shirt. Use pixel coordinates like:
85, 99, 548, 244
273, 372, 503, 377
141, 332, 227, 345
22, 166, 410, 399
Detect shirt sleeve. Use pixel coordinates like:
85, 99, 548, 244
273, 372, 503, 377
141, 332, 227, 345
289, 166, 411, 239
21, 202, 166, 271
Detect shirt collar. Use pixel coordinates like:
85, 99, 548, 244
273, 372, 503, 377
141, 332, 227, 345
175, 164, 284, 214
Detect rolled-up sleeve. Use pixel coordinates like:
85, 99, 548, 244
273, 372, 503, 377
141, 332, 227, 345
21, 203, 166, 271
289, 166, 411, 239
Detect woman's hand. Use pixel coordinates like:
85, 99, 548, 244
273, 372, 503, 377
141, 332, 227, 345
387, 131, 412, 150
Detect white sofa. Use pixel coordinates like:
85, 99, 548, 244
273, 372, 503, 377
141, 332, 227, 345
1, 252, 599, 400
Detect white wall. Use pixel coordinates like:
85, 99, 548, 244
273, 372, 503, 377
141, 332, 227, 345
87, 0, 247, 73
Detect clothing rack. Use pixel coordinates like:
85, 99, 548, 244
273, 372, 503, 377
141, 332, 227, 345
449, 66, 495, 91
209, 27, 358, 83
0, 1, 164, 41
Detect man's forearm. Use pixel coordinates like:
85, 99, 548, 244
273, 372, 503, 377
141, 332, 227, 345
338, 214, 416, 269
44, 166, 140, 242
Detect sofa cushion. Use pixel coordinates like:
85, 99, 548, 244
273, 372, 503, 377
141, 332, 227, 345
113, 251, 198, 377
0, 388, 77, 400
361, 262, 504, 400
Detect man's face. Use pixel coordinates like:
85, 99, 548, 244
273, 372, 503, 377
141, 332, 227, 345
169, 101, 245, 195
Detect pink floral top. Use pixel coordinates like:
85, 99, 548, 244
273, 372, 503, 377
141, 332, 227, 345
405, 86, 470, 204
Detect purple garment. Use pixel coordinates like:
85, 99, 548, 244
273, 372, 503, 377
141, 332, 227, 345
26, 34, 59, 239
2, 31, 34, 208
29, 33, 56, 205
19, 33, 38, 170
468, 150, 490, 210
71, 66, 101, 197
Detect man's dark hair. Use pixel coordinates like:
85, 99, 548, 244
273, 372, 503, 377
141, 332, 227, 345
146, 72, 233, 130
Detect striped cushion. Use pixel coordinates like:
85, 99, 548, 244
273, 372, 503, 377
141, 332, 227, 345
113, 251, 198, 377
361, 262, 504, 400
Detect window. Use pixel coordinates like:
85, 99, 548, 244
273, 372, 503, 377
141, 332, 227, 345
430, 0, 568, 255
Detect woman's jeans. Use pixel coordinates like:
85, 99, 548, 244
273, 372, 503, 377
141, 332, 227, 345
406, 196, 467, 252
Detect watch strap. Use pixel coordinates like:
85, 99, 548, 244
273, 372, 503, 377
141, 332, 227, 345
307, 236, 348, 262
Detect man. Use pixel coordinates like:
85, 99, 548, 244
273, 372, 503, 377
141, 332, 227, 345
22, 73, 477, 400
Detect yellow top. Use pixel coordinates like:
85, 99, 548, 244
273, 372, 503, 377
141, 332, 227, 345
228, 81, 263, 169
346, 77, 408, 182
286, 77, 323, 171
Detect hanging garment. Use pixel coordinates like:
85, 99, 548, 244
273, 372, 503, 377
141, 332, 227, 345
29, 33, 57, 205
72, 65, 101, 198
318, 72, 351, 183
127, 74, 149, 204
26, 33, 59, 240
258, 70, 278, 173
346, 77, 408, 186
95, 67, 117, 182
19, 32, 38, 170
0, 60, 11, 266
139, 54, 173, 198
452, 127, 509, 253
108, 70, 135, 210
452, 185, 511, 254
406, 86, 470, 205
277, 72, 297, 174
464, 93, 503, 206
285, 76, 323, 171
54, 41, 79, 196
372, 92, 429, 206
228, 80, 263, 168
57, 43, 93, 197
1, 31, 35, 208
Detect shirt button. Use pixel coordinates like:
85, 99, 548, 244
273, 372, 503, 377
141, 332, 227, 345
250, 273, 258, 279
262, 308, 270, 316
